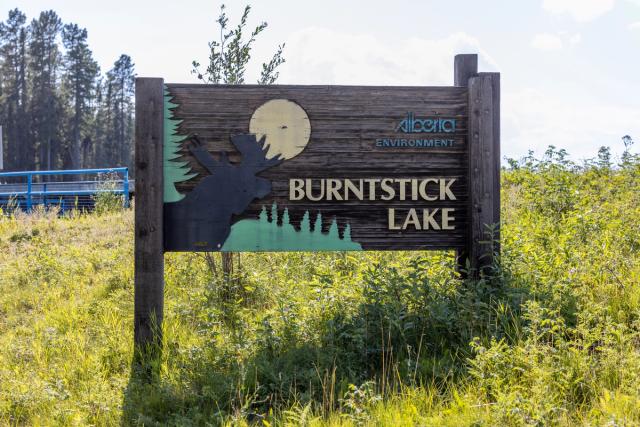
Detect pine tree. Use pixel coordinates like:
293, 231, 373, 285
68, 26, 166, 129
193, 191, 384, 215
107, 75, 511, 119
102, 54, 135, 169
0, 45, 4, 169
0, 9, 135, 172
91, 76, 106, 167
94, 76, 115, 166
0, 9, 30, 170
28, 10, 63, 171
164, 88, 196, 202
61, 23, 99, 170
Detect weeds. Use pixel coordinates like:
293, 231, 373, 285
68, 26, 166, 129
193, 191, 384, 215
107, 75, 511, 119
0, 144, 639, 425
93, 172, 126, 214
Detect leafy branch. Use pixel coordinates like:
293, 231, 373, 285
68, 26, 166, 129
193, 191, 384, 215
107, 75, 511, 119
191, 4, 285, 85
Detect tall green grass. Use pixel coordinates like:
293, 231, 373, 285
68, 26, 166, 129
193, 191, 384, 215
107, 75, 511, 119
0, 145, 639, 426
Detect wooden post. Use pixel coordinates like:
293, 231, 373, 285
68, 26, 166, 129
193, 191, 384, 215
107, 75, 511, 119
134, 77, 165, 355
453, 54, 478, 274
454, 54, 477, 87
467, 72, 500, 276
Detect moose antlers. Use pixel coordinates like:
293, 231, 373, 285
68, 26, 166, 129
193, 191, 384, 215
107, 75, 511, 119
187, 133, 282, 175
231, 134, 282, 172
187, 134, 224, 174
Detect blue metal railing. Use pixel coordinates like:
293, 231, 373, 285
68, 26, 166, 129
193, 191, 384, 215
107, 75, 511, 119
0, 167, 130, 213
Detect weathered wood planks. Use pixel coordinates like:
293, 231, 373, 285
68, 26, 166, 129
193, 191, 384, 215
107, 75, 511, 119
467, 72, 500, 275
134, 77, 165, 351
165, 84, 470, 251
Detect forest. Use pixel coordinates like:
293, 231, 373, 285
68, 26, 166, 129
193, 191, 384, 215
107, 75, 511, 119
0, 8, 135, 173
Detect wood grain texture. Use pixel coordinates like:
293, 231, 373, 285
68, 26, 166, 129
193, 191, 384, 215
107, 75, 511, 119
134, 78, 165, 349
165, 84, 470, 251
454, 54, 478, 87
467, 74, 500, 275
453, 54, 478, 270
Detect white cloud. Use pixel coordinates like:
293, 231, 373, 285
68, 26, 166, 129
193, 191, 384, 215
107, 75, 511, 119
503, 88, 640, 160
530, 32, 582, 51
276, 27, 639, 160
542, 0, 615, 22
629, 21, 640, 30
531, 33, 564, 50
568, 33, 582, 44
278, 27, 498, 86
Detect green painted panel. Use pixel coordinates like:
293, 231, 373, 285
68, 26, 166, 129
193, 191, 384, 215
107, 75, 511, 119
221, 204, 362, 251
163, 87, 196, 203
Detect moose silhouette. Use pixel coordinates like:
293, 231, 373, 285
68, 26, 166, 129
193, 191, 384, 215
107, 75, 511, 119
164, 133, 282, 251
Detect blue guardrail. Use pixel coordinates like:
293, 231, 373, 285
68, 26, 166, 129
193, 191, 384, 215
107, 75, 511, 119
0, 167, 130, 213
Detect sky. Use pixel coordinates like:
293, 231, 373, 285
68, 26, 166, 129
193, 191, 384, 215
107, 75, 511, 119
3, 0, 640, 162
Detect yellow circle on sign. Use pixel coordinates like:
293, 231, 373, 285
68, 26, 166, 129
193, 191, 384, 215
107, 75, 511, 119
249, 99, 311, 160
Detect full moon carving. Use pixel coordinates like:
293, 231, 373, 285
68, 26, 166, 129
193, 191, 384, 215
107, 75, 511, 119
249, 99, 311, 160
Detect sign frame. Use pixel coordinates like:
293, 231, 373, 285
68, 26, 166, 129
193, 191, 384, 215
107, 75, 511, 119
133, 54, 500, 350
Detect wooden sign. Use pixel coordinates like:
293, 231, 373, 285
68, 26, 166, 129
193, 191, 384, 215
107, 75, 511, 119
133, 54, 500, 348
162, 85, 470, 252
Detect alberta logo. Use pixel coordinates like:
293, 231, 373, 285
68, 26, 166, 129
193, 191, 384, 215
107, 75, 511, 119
396, 112, 456, 133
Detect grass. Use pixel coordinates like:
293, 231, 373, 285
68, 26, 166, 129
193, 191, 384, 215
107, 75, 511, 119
0, 146, 639, 426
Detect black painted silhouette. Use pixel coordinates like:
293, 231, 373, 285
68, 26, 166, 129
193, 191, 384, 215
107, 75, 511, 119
164, 134, 282, 251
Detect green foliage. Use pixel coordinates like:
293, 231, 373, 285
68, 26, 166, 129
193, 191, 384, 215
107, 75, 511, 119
92, 172, 126, 214
191, 4, 285, 85
0, 8, 134, 172
101, 54, 135, 169
0, 146, 639, 425
61, 22, 100, 169
28, 11, 64, 171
